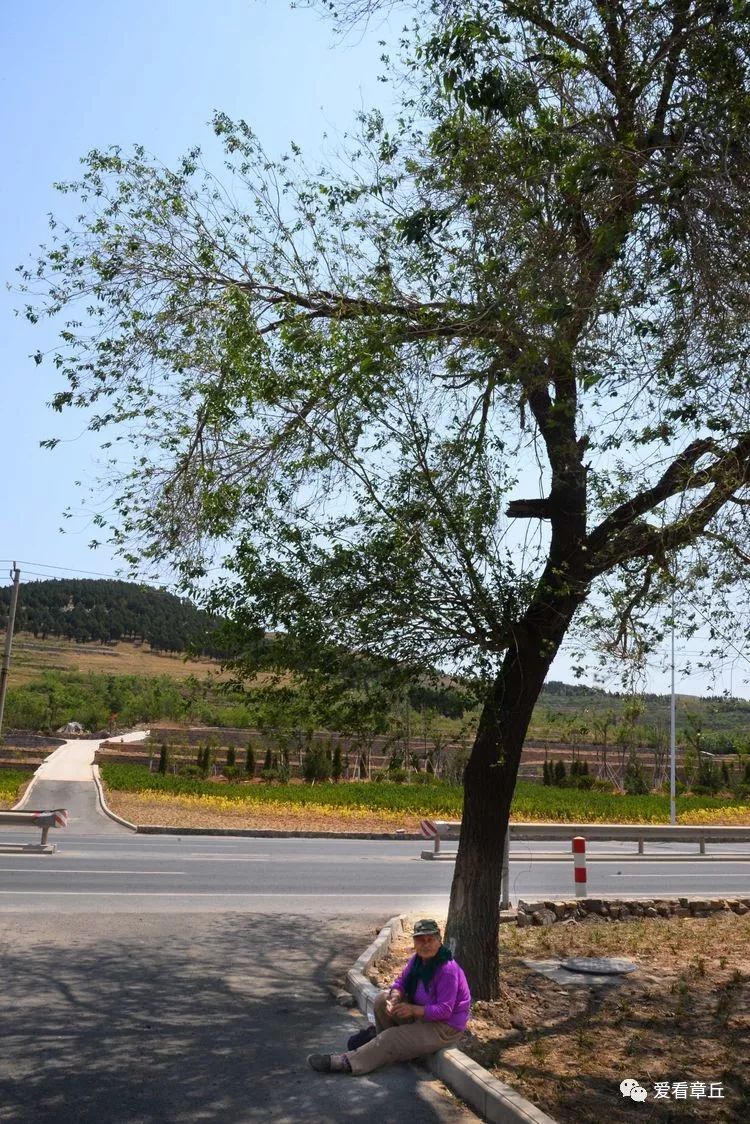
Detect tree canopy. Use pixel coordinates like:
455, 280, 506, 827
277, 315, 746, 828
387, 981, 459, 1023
20, 0, 750, 995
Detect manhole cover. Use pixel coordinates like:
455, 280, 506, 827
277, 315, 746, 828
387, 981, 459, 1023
562, 957, 637, 976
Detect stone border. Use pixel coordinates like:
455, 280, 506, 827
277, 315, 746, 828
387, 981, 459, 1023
346, 914, 558, 1124
517, 896, 750, 926
91, 765, 139, 831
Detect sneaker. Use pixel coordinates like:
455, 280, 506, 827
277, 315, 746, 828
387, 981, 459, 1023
307, 1053, 332, 1072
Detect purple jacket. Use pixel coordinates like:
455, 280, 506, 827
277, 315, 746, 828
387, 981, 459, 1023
392, 955, 471, 1031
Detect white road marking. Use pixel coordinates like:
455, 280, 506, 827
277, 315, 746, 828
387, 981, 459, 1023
0, 891, 424, 897
611, 872, 750, 878
0, 868, 183, 876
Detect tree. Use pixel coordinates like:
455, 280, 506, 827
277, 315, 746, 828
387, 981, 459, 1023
21, 1, 750, 997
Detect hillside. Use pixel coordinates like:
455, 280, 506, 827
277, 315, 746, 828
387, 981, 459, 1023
0, 578, 223, 655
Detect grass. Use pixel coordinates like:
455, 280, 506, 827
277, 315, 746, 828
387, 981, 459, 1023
0, 771, 28, 806
100, 764, 749, 823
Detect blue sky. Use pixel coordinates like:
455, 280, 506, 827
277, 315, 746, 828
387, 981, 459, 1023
1, 0, 392, 573
1, 1, 746, 698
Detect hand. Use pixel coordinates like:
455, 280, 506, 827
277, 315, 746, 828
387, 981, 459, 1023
391, 1001, 417, 1019
385, 989, 401, 1015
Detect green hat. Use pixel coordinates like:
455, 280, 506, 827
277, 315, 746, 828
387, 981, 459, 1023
413, 918, 440, 937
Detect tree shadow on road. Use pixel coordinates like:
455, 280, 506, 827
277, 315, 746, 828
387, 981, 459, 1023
0, 911, 469, 1123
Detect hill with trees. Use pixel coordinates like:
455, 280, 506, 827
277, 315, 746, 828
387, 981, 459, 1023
0, 579, 224, 656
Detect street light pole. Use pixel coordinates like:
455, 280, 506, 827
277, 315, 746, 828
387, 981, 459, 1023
670, 583, 677, 826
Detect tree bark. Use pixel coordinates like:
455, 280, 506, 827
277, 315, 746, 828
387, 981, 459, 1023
444, 593, 584, 999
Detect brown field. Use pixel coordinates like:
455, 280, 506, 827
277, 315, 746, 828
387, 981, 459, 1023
9, 633, 227, 686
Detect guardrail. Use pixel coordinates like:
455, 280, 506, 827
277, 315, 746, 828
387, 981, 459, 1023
0, 809, 69, 853
420, 819, 750, 859
420, 818, 750, 902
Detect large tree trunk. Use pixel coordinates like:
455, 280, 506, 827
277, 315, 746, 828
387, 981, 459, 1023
444, 600, 582, 999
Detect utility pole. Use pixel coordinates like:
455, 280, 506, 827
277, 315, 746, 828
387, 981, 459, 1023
0, 563, 21, 740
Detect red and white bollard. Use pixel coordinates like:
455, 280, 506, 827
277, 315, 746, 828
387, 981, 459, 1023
572, 836, 587, 898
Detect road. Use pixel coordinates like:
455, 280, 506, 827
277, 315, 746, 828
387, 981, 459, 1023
1, 832, 749, 912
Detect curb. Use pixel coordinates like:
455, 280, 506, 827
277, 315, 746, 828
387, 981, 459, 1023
135, 825, 422, 839
346, 915, 558, 1124
92, 765, 139, 832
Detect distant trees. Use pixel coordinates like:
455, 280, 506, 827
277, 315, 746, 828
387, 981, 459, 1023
0, 578, 224, 656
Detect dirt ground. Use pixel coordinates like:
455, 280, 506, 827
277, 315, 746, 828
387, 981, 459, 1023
369, 915, 750, 1123
103, 790, 424, 833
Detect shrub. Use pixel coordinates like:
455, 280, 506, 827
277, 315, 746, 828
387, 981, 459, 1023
624, 750, 650, 796
222, 765, 240, 780
158, 744, 169, 775
181, 764, 202, 778
263, 748, 273, 771
696, 760, 721, 793
246, 742, 256, 777
388, 769, 407, 784
331, 744, 342, 782
260, 768, 279, 783
303, 744, 331, 783
227, 746, 236, 768
553, 760, 567, 785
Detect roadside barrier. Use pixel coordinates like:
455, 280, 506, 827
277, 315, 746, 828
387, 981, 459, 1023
0, 808, 68, 853
572, 835, 587, 897
420, 819, 750, 859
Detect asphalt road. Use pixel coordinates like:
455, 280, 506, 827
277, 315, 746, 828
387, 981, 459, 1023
0, 910, 478, 1124
1, 832, 749, 912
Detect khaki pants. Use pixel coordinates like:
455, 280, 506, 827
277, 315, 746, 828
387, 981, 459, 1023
346, 991, 462, 1076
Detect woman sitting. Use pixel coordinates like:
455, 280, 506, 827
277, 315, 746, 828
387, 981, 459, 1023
307, 918, 471, 1075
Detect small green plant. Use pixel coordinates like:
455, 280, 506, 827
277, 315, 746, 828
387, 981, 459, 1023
158, 744, 169, 775
227, 746, 236, 768
624, 750, 650, 795
303, 743, 331, 783
331, 744, 342, 782
245, 742, 256, 777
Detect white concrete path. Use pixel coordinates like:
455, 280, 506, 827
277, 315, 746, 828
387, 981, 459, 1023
29, 729, 149, 783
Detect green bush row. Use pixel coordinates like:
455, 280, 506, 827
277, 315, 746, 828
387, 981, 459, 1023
100, 764, 748, 822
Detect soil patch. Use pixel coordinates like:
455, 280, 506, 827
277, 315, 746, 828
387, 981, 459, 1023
105, 790, 420, 834
369, 915, 750, 1123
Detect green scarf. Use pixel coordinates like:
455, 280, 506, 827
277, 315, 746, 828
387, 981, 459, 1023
403, 944, 453, 1002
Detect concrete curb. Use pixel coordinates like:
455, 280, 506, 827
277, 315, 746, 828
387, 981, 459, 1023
346, 914, 559, 1124
135, 824, 422, 839
91, 765, 139, 832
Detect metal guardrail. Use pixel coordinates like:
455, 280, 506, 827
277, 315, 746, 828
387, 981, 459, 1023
420, 819, 750, 860
0, 808, 68, 853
